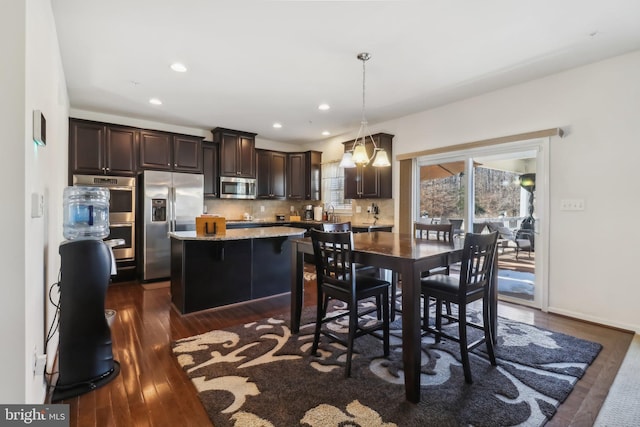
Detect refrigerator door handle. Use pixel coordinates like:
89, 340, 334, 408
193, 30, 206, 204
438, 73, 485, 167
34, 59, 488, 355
169, 186, 175, 232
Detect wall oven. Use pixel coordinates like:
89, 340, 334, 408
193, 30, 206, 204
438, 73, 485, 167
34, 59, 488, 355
220, 177, 256, 199
72, 175, 136, 261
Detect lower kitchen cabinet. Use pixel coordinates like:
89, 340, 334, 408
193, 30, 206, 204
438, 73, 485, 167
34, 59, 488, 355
170, 234, 296, 314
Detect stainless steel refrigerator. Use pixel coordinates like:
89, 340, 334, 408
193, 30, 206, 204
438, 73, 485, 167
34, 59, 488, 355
141, 170, 204, 281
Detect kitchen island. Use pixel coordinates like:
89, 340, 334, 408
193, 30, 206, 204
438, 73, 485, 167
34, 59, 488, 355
170, 226, 305, 314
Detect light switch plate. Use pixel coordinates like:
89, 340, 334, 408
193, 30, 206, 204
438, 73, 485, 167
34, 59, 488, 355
560, 198, 585, 211
355, 206, 362, 213
31, 192, 44, 218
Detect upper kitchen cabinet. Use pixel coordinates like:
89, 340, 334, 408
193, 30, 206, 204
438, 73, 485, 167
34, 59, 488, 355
256, 149, 287, 199
173, 135, 203, 172
69, 119, 137, 177
202, 142, 219, 197
213, 127, 256, 178
139, 131, 203, 173
343, 133, 393, 199
287, 151, 322, 200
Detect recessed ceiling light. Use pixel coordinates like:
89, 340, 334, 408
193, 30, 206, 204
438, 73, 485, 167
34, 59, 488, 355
318, 103, 330, 111
273, 123, 282, 129
170, 62, 188, 72
322, 131, 331, 136
149, 98, 162, 105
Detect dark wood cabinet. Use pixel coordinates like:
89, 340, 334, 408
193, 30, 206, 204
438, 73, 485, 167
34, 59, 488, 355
139, 131, 202, 173
69, 119, 137, 177
287, 151, 322, 200
203, 142, 219, 197
173, 135, 203, 172
344, 133, 393, 199
139, 130, 172, 170
256, 149, 286, 199
213, 127, 256, 178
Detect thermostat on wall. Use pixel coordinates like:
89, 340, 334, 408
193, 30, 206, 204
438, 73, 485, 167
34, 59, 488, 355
33, 110, 46, 146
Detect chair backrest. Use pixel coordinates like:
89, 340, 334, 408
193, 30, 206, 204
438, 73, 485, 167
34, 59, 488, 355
321, 221, 352, 232
414, 222, 453, 243
310, 229, 355, 290
458, 231, 499, 295
485, 221, 514, 239
447, 219, 463, 231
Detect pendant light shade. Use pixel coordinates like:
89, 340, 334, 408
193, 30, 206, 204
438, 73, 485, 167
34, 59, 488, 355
339, 52, 390, 168
339, 151, 356, 168
351, 143, 369, 164
371, 148, 391, 167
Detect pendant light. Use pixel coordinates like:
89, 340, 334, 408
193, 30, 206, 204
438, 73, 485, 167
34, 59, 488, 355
339, 52, 391, 168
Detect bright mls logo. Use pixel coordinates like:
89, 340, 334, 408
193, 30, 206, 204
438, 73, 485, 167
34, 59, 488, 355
1, 405, 68, 426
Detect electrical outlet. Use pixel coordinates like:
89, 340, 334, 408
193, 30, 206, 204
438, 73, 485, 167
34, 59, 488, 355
560, 199, 585, 211
366, 206, 371, 213
34, 354, 47, 376
260, 206, 265, 212
356, 206, 362, 213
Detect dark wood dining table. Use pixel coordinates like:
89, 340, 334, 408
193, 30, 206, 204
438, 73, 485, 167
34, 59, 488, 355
290, 231, 498, 403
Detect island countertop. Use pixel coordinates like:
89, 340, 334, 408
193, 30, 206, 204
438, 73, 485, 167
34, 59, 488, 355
169, 226, 306, 241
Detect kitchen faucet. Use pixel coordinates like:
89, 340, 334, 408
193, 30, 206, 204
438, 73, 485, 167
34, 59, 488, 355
327, 204, 335, 222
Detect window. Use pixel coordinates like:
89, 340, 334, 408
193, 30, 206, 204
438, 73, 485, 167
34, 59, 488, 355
321, 161, 352, 211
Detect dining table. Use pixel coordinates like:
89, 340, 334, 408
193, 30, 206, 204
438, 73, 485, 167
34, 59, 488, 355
290, 231, 498, 403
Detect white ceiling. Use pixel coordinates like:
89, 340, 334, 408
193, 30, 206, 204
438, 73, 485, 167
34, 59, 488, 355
52, 0, 640, 145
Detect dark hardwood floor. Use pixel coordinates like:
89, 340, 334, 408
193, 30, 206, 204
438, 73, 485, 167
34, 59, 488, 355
56, 279, 633, 426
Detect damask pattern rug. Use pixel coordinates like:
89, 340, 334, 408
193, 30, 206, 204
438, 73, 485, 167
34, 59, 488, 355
172, 303, 601, 427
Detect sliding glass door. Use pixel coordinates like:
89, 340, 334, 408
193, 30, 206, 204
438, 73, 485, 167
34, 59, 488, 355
416, 139, 548, 309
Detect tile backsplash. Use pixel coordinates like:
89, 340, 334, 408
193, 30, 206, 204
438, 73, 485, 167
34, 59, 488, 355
204, 198, 394, 225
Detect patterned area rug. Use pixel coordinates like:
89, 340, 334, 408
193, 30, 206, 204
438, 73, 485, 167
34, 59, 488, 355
173, 303, 601, 427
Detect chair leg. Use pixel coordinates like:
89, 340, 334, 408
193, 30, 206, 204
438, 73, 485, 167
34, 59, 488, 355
458, 308, 472, 384
445, 301, 452, 316
345, 304, 358, 378
483, 295, 497, 366
311, 293, 324, 356
435, 299, 443, 343
382, 291, 390, 356
422, 294, 429, 332
390, 272, 397, 321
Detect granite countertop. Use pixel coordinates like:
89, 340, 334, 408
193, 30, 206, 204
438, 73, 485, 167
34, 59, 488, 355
226, 219, 394, 229
170, 226, 306, 241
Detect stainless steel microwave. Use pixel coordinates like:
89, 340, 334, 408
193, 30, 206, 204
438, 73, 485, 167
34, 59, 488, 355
220, 177, 256, 199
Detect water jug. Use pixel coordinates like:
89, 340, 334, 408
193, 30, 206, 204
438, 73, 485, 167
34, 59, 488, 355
63, 186, 110, 240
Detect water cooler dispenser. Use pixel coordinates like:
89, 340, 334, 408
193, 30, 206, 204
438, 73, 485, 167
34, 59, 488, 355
52, 187, 120, 402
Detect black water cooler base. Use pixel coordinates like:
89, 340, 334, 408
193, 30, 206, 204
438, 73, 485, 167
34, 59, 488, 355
52, 362, 120, 402
52, 239, 120, 402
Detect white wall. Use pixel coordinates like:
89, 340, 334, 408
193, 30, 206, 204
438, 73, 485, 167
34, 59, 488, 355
1, 0, 28, 404
312, 50, 640, 332
0, 0, 69, 403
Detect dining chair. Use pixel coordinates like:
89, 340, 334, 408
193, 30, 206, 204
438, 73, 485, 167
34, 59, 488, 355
389, 222, 456, 321
413, 222, 454, 274
485, 222, 532, 260
420, 231, 499, 384
321, 222, 377, 272
310, 229, 391, 377
320, 221, 381, 318
320, 221, 351, 232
